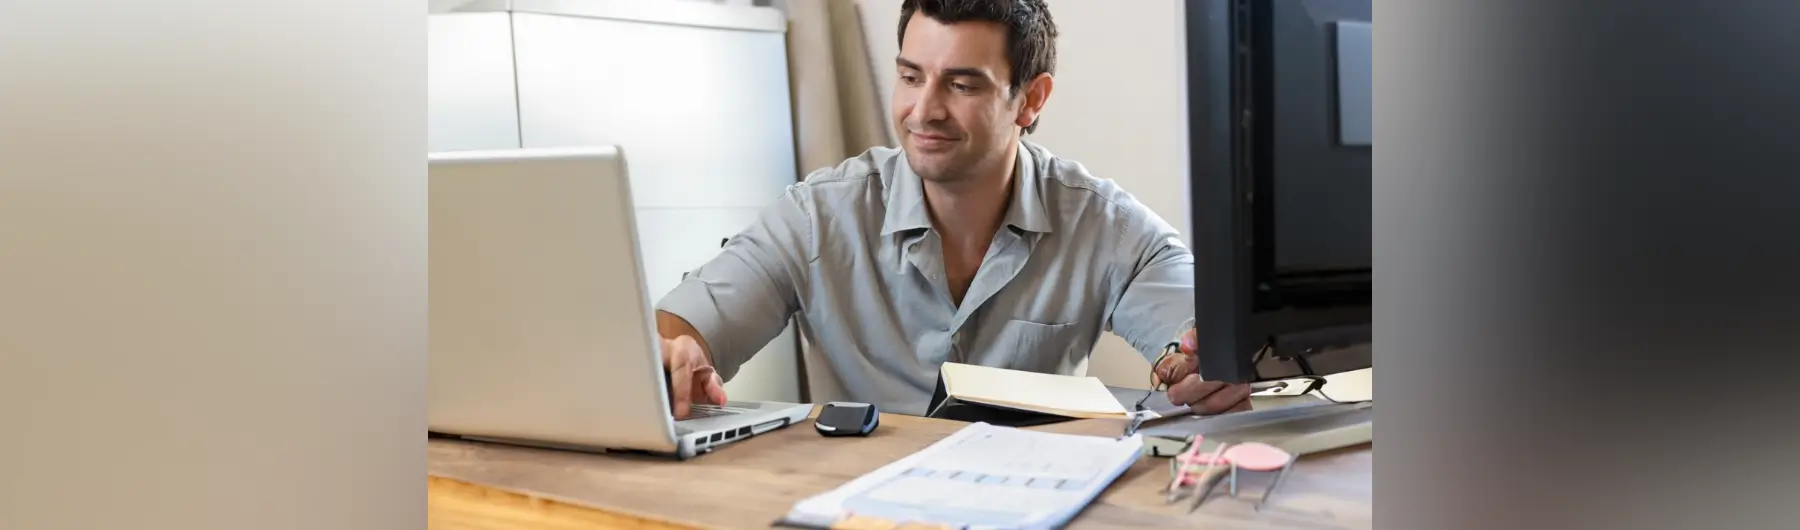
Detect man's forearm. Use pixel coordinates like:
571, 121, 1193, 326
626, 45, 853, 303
1109, 240, 1197, 361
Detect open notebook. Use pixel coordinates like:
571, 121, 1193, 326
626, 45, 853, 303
925, 363, 1130, 426
775, 422, 1143, 530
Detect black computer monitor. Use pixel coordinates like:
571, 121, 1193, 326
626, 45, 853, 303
1186, 0, 1372, 384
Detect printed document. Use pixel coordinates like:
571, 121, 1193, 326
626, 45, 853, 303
778, 422, 1143, 529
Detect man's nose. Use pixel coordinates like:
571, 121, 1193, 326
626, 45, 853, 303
911, 84, 948, 124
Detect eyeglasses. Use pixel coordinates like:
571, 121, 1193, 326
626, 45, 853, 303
1133, 342, 1183, 411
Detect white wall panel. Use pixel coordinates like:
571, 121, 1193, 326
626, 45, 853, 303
428, 13, 521, 151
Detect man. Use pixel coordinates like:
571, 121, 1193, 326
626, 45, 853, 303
655, 0, 1251, 419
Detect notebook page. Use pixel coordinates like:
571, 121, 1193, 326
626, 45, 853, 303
941, 362, 1130, 418
782, 422, 1143, 529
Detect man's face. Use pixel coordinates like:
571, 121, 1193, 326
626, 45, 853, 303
892, 13, 1022, 184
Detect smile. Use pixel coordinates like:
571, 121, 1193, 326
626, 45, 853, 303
910, 133, 959, 149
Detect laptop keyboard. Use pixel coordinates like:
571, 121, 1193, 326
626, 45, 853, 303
686, 403, 751, 419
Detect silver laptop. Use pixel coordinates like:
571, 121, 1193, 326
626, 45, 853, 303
427, 146, 812, 459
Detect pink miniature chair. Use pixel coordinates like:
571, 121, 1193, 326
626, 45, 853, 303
1165, 436, 1228, 500
1167, 438, 1296, 512
1220, 442, 1296, 511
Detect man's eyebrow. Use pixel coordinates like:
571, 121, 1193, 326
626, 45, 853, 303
940, 67, 989, 80
894, 58, 993, 81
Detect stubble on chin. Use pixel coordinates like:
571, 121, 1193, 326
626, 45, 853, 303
915, 147, 992, 182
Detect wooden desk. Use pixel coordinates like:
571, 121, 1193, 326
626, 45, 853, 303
428, 409, 1370, 529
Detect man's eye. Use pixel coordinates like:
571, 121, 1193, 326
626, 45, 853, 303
900, 74, 920, 84
952, 82, 976, 92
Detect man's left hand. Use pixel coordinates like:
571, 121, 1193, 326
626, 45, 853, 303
1153, 328, 1253, 414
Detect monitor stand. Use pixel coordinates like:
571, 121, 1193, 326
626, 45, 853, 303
1257, 324, 1371, 379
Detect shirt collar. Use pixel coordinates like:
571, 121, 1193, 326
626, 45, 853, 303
1003, 142, 1055, 235
880, 141, 1056, 236
880, 152, 931, 236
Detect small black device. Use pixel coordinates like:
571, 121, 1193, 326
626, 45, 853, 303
814, 402, 879, 437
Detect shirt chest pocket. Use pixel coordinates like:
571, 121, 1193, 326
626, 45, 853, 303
969, 319, 1086, 375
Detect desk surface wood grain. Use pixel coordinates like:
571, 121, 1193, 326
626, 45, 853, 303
427, 409, 1370, 530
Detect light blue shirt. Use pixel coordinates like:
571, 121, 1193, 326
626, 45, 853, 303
657, 140, 1194, 415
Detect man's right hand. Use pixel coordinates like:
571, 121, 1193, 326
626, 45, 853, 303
1153, 328, 1253, 415
661, 334, 727, 420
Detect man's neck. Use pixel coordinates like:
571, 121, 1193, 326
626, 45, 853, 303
922, 143, 1018, 247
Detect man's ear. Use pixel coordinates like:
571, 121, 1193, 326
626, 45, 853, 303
1014, 73, 1054, 129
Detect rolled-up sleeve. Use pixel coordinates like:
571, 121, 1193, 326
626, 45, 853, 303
1103, 204, 1197, 362
655, 186, 813, 382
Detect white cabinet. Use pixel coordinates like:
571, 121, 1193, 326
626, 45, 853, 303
428, 0, 804, 403
509, 12, 798, 210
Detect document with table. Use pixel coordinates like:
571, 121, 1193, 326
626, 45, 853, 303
777, 422, 1143, 530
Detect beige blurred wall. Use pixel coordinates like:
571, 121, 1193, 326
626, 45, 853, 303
854, 0, 1191, 389
0, 2, 424, 529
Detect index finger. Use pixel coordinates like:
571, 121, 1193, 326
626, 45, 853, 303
1166, 374, 1228, 407
668, 357, 694, 419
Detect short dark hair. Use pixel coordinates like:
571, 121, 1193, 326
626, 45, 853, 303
898, 0, 1058, 134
